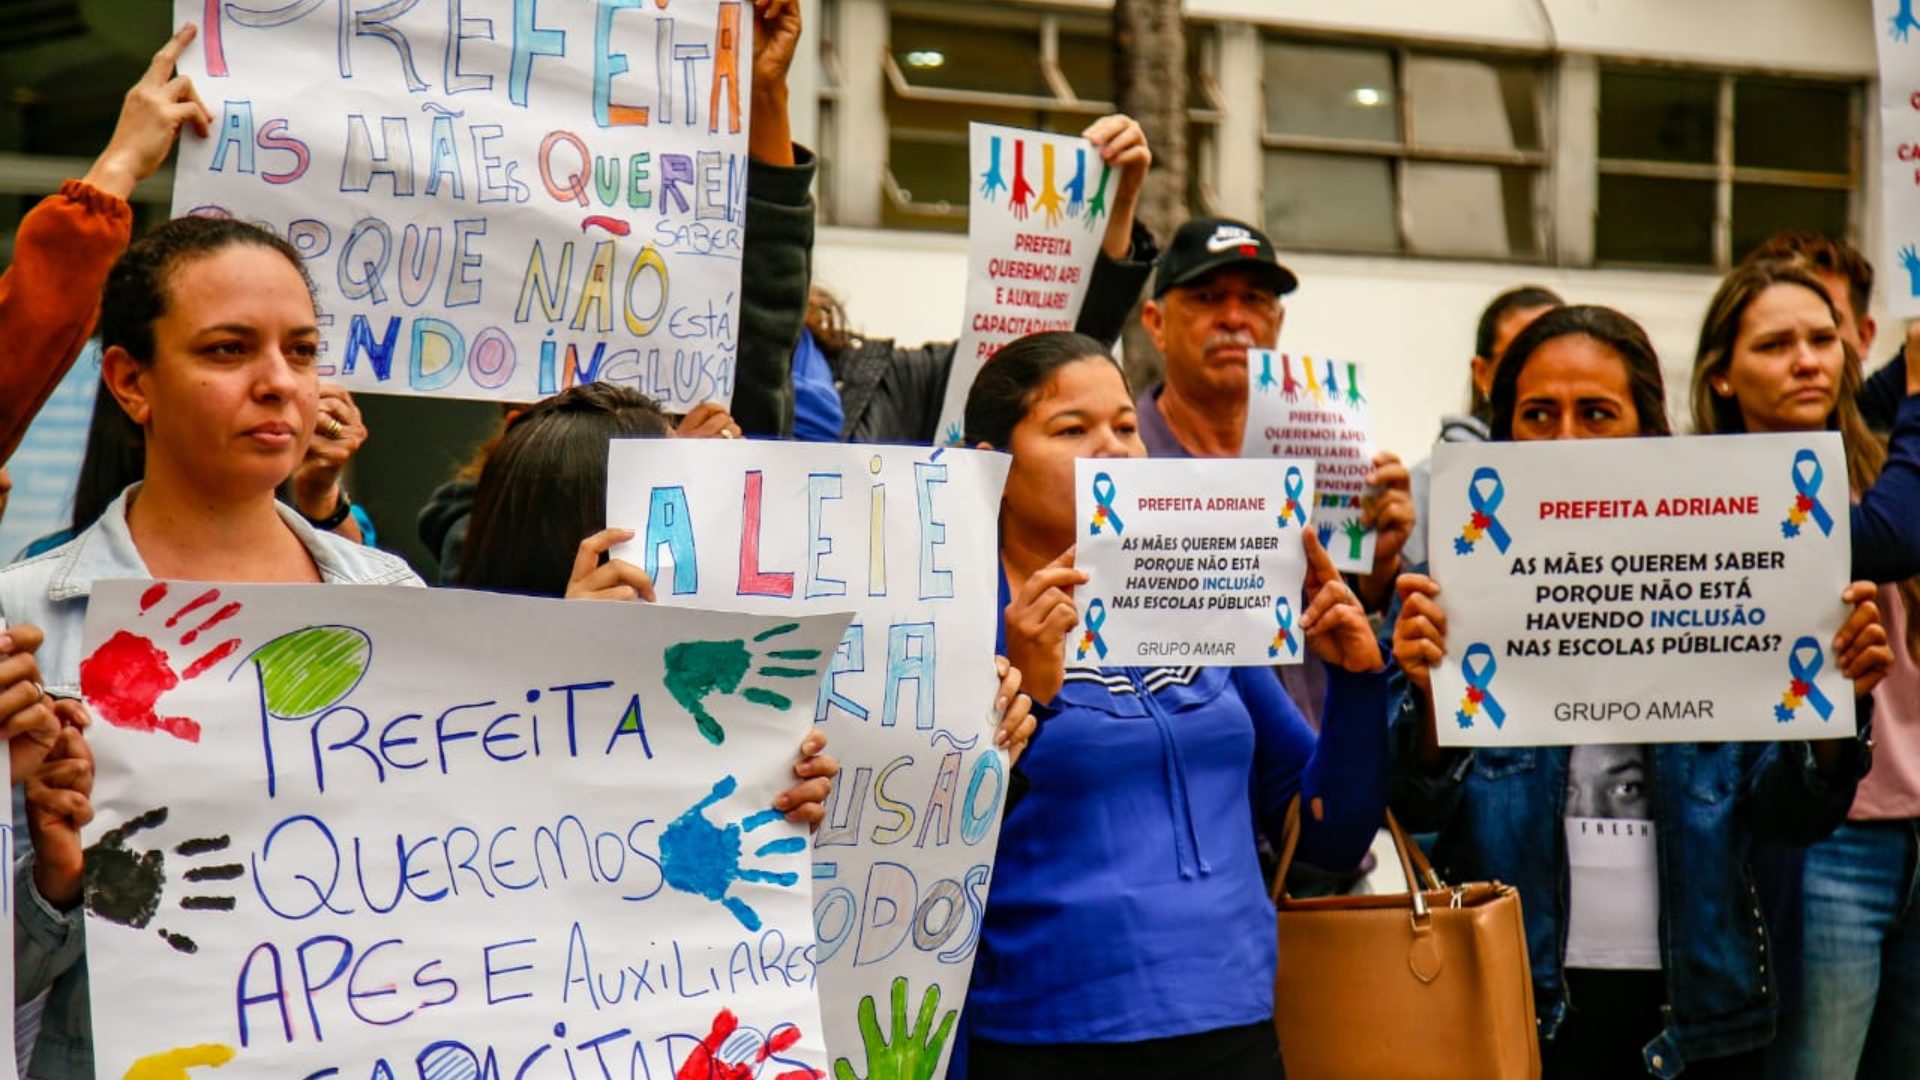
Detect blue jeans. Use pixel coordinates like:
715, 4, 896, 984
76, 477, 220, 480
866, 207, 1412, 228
1767, 820, 1920, 1080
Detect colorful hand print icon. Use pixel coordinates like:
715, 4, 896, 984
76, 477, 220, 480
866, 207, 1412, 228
663, 623, 823, 746
660, 775, 807, 931
78, 583, 245, 742
122, 1044, 236, 1080
85, 806, 243, 954
832, 978, 958, 1080
677, 1008, 822, 1080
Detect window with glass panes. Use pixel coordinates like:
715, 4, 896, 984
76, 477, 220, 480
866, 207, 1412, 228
1260, 39, 1549, 260
1595, 67, 1858, 268
882, 5, 1217, 230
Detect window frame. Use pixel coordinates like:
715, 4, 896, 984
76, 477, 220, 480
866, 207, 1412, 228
1593, 61, 1863, 271
877, 1, 1222, 224
1258, 33, 1554, 261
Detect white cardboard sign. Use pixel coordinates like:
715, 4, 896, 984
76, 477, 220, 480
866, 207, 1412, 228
1430, 433, 1853, 747
77, 582, 844, 1079
170, 0, 751, 408
1071, 457, 1314, 667
1243, 349, 1379, 573
934, 123, 1108, 444
607, 441, 1011, 1080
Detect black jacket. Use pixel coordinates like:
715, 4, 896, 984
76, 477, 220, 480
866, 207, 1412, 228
831, 222, 1160, 444
732, 149, 816, 436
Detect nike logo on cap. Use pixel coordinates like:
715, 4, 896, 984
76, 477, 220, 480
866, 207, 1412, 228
1206, 225, 1258, 253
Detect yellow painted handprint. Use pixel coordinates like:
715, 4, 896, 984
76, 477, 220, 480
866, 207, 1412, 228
124, 1044, 236, 1080
1035, 144, 1065, 226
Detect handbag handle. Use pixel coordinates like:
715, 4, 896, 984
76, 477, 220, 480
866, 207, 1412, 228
1269, 794, 1442, 906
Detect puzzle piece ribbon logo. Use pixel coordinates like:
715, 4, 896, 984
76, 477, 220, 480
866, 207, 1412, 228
1076, 599, 1109, 661
1781, 449, 1834, 539
1276, 466, 1307, 528
1088, 471, 1124, 536
1454, 467, 1512, 555
1454, 644, 1506, 730
1774, 636, 1834, 723
1267, 597, 1296, 659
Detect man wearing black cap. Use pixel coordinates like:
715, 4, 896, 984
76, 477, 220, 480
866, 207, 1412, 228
1135, 217, 1411, 728
1136, 219, 1298, 458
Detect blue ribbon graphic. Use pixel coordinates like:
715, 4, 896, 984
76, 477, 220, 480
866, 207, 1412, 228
1268, 596, 1296, 658
1456, 643, 1507, 730
1790, 449, 1835, 537
1787, 636, 1834, 721
1090, 472, 1125, 536
1077, 599, 1109, 661
1469, 467, 1512, 553
1277, 466, 1307, 528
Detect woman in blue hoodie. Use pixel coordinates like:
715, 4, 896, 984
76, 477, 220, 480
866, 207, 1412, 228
960, 332, 1391, 1079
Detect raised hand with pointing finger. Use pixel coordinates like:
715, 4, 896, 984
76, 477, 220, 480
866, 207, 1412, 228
85, 24, 213, 201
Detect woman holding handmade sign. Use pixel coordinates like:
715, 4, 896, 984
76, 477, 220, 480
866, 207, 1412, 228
0, 221, 851, 1077
962, 331, 1389, 1079
451, 381, 1038, 780
0, 215, 419, 1078
1689, 263, 1920, 1080
1390, 304, 1891, 1079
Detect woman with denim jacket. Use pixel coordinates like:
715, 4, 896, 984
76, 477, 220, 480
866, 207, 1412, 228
0, 214, 424, 1078
1389, 305, 1890, 1080
1687, 263, 1920, 1080
957, 332, 1391, 1080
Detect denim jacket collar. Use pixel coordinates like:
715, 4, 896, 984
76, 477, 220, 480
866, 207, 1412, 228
41, 483, 416, 604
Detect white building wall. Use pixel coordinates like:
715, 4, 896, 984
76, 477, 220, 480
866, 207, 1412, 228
813, 230, 1722, 459
809, 0, 1890, 459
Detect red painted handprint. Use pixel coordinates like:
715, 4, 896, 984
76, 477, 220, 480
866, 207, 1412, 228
1008, 140, 1034, 220
78, 583, 243, 744
677, 1009, 821, 1080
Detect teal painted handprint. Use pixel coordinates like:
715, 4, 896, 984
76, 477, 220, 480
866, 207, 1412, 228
660, 775, 807, 932
831, 978, 957, 1080
663, 623, 823, 745
979, 136, 1007, 202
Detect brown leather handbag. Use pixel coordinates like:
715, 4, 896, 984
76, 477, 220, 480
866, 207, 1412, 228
1270, 798, 1540, 1080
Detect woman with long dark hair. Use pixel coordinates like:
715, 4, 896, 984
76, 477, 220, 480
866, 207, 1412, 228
1391, 304, 1891, 1078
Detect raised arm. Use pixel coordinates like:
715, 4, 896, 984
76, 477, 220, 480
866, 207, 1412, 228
0, 25, 209, 464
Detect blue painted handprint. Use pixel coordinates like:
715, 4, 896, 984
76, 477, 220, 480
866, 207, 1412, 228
1902, 245, 1920, 297
1257, 353, 1278, 392
979, 136, 1007, 202
1894, 0, 1920, 41
661, 775, 807, 931
1064, 148, 1088, 218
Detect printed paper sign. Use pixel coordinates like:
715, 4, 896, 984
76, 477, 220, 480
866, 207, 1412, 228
77, 582, 845, 1079
171, 0, 751, 408
1430, 433, 1853, 747
1244, 349, 1378, 573
1876, 0, 1920, 318
933, 123, 1109, 444
607, 442, 1011, 1080
1072, 457, 1314, 666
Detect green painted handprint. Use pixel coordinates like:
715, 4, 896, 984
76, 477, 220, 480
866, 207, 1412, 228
1082, 163, 1112, 230
832, 978, 956, 1080
1342, 517, 1371, 562
663, 623, 824, 745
